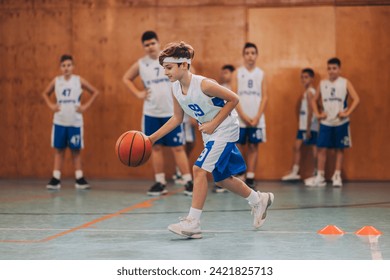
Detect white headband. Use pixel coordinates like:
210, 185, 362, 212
163, 57, 192, 64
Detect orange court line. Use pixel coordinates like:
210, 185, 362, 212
0, 188, 183, 243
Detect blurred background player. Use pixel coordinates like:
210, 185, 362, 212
213, 64, 236, 193
306, 58, 360, 187
232, 42, 268, 189
282, 68, 318, 181
122, 31, 193, 196
42, 54, 100, 190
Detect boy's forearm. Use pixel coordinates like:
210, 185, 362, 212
83, 91, 99, 109
255, 97, 268, 119
211, 100, 238, 129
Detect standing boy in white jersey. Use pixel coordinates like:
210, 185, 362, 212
232, 43, 268, 189
122, 31, 193, 196
307, 58, 360, 187
147, 41, 274, 239
282, 68, 318, 181
42, 54, 99, 190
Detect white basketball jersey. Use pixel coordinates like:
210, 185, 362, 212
299, 87, 319, 131
237, 66, 265, 128
53, 75, 83, 127
320, 77, 349, 126
138, 56, 173, 117
172, 74, 239, 144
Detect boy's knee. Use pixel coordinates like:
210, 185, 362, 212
152, 144, 163, 152
171, 145, 185, 153
193, 165, 206, 176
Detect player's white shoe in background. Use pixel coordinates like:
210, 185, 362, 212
282, 171, 301, 181
305, 174, 326, 187
168, 217, 202, 239
332, 173, 343, 187
249, 192, 274, 229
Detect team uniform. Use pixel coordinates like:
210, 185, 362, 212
297, 87, 318, 145
172, 75, 246, 182
236, 66, 266, 144
138, 55, 184, 146
52, 75, 84, 150
317, 77, 351, 149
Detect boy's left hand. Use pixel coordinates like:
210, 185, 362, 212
338, 111, 349, 118
199, 121, 217, 135
76, 105, 87, 113
249, 116, 260, 127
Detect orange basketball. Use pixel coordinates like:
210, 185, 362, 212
115, 131, 152, 167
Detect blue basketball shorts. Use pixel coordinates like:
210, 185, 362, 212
143, 115, 184, 147
296, 130, 318, 146
51, 124, 83, 150
237, 127, 266, 145
317, 122, 351, 149
195, 141, 247, 182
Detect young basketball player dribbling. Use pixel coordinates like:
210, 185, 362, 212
42, 54, 100, 190
148, 42, 274, 239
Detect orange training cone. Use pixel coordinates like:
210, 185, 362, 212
355, 226, 382, 236
317, 225, 345, 235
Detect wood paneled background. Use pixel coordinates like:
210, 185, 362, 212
1, 0, 389, 180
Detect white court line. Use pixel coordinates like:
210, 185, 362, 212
0, 227, 333, 234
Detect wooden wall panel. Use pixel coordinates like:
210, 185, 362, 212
248, 7, 336, 179
0, 2, 389, 180
336, 6, 390, 180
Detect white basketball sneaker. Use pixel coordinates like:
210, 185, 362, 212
332, 173, 343, 187
282, 171, 301, 181
305, 174, 326, 187
168, 216, 202, 239
249, 192, 274, 229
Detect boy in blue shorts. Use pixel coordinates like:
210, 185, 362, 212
282, 68, 318, 181
232, 43, 268, 189
306, 58, 360, 187
147, 41, 274, 239
42, 54, 100, 190
123, 31, 193, 196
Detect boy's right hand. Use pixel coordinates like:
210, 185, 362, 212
136, 88, 151, 100
316, 112, 327, 120
49, 103, 60, 112
241, 115, 252, 126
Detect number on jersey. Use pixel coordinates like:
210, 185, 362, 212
188, 104, 205, 117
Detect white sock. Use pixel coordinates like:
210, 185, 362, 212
155, 173, 166, 185
188, 207, 202, 220
334, 170, 341, 176
182, 173, 192, 183
317, 170, 325, 177
175, 167, 182, 176
292, 164, 299, 174
246, 172, 255, 179
53, 170, 61, 180
75, 170, 83, 179
246, 190, 260, 205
